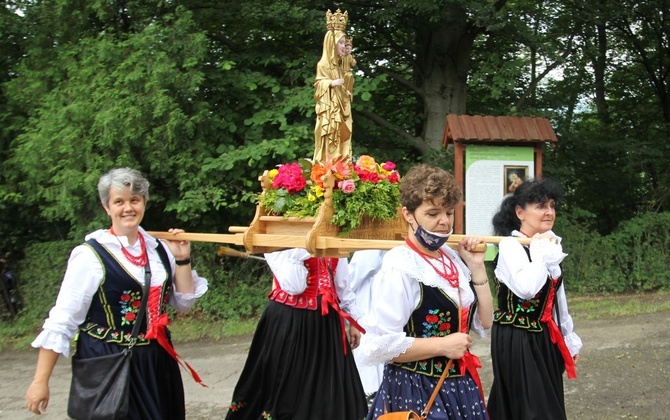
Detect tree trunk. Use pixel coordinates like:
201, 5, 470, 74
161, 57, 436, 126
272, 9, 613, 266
414, 10, 476, 151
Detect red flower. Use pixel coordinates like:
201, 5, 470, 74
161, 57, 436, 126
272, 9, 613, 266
120, 294, 131, 301
438, 322, 451, 331
131, 300, 141, 308
425, 314, 439, 324
125, 312, 136, 322
366, 172, 380, 183
387, 172, 400, 184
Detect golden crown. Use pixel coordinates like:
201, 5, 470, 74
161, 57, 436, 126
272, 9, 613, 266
326, 9, 348, 32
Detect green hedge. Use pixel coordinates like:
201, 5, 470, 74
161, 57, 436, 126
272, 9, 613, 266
559, 212, 670, 293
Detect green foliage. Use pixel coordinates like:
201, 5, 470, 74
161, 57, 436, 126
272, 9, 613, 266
559, 212, 670, 293
259, 188, 322, 218
330, 180, 401, 233
185, 243, 271, 321
15, 240, 79, 327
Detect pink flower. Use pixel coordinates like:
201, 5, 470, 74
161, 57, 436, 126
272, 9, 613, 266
338, 179, 356, 193
382, 161, 396, 171
272, 163, 307, 194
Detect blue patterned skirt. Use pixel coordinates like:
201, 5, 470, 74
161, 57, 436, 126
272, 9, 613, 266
367, 364, 488, 419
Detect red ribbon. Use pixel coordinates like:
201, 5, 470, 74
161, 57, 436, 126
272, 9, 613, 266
541, 279, 577, 379
145, 313, 207, 386
320, 290, 366, 355
459, 351, 486, 403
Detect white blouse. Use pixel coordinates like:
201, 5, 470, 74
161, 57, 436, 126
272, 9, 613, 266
31, 227, 208, 358
495, 230, 582, 356
357, 245, 490, 367
264, 248, 361, 321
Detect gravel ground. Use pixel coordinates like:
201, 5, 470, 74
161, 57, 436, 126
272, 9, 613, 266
2, 310, 669, 419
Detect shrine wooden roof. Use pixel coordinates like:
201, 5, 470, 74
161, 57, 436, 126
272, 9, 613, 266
443, 114, 558, 146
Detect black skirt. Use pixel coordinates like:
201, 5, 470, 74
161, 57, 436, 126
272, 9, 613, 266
74, 333, 185, 420
226, 297, 368, 420
487, 323, 566, 420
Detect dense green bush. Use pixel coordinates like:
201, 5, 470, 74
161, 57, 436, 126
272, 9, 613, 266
185, 243, 271, 321
559, 212, 670, 293
17, 240, 79, 325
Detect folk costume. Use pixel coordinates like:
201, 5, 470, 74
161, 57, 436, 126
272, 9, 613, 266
487, 230, 582, 420
349, 250, 386, 397
31, 228, 208, 419
225, 248, 368, 420
358, 245, 489, 420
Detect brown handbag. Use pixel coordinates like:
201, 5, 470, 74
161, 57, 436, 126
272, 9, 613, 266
377, 359, 454, 420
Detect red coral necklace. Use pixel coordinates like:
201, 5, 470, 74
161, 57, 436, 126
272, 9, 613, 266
110, 227, 147, 267
405, 237, 459, 288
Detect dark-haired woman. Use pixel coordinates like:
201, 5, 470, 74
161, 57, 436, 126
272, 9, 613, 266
487, 178, 582, 420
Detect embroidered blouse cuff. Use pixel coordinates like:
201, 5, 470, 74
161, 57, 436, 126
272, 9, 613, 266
31, 330, 72, 358
471, 313, 490, 338
358, 333, 414, 366
171, 273, 208, 311
565, 332, 583, 357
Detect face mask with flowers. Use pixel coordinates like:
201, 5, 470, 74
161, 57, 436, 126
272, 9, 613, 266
258, 155, 401, 233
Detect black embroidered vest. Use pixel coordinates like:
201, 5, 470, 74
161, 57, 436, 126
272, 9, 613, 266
493, 248, 563, 332
391, 282, 477, 378
77, 239, 172, 346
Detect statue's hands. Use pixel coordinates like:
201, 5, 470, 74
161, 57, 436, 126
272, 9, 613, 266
331, 78, 345, 87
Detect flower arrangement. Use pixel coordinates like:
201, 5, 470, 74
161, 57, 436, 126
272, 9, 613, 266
258, 155, 401, 233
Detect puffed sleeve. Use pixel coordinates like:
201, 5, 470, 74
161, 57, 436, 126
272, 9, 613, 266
169, 269, 208, 311
357, 252, 418, 366
31, 245, 104, 358
495, 236, 566, 299
332, 258, 362, 320
556, 283, 583, 356
348, 250, 385, 294
264, 248, 311, 295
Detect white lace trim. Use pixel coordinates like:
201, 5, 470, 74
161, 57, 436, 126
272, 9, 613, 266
31, 330, 72, 358
385, 246, 475, 306
358, 332, 414, 366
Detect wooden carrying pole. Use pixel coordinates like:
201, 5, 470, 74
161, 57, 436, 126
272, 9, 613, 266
147, 231, 531, 256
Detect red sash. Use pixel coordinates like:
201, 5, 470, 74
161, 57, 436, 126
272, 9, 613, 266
540, 279, 577, 379
145, 287, 206, 386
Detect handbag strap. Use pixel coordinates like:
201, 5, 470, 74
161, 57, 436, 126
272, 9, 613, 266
419, 358, 454, 419
128, 253, 152, 344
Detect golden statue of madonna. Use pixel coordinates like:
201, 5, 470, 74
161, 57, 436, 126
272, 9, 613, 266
314, 9, 354, 163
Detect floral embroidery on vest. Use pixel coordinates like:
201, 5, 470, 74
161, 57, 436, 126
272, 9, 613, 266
515, 295, 540, 314
262, 411, 272, 419
422, 308, 453, 337
119, 289, 142, 326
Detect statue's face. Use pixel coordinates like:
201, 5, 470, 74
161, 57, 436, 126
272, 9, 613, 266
336, 36, 347, 56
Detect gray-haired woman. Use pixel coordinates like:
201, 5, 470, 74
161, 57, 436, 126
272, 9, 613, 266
25, 167, 208, 419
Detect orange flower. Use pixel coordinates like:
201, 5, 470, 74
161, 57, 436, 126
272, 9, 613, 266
310, 163, 327, 188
